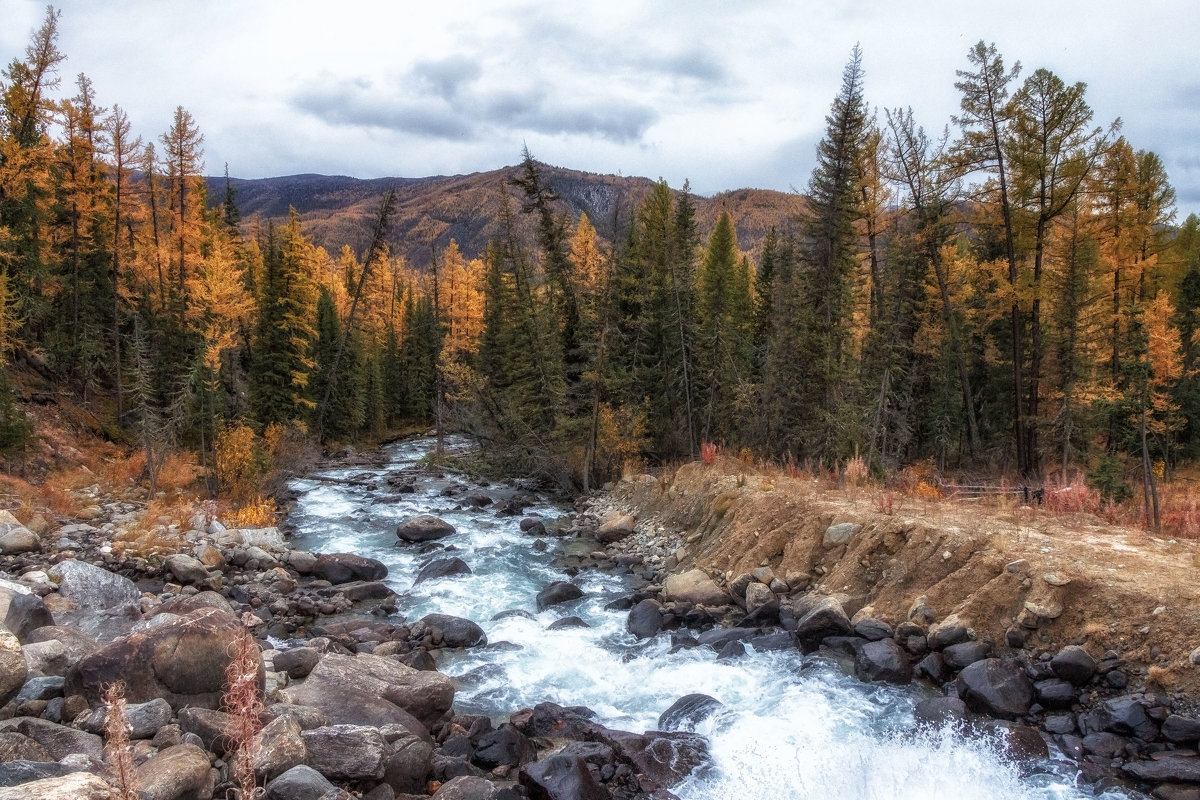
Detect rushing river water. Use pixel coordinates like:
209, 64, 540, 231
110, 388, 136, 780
286, 436, 1139, 800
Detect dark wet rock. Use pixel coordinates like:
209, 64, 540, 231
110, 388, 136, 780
854, 638, 912, 685
697, 627, 755, 651
314, 553, 389, 584
384, 729, 434, 794
265, 764, 341, 800
792, 596, 853, 651
1043, 714, 1076, 735
914, 652, 950, 684
134, 742, 213, 800
821, 635, 866, 658
941, 641, 990, 670
1094, 694, 1158, 740
658, 693, 723, 731
595, 728, 709, 789
716, 640, 745, 660
419, 613, 487, 648
493, 609, 536, 622
536, 582, 584, 612
274, 647, 321, 679
748, 631, 794, 652
1050, 645, 1097, 686
66, 607, 262, 710
1162, 714, 1200, 744
625, 599, 663, 640
913, 696, 969, 726
414, 557, 472, 585
1082, 731, 1127, 759
473, 724, 537, 769
956, 658, 1034, 719
992, 723, 1049, 763
852, 618, 894, 642
547, 616, 589, 631
512, 702, 598, 741
1123, 756, 1200, 783
303, 724, 388, 781
1034, 678, 1077, 710
520, 753, 611, 800
520, 519, 547, 537
398, 650, 437, 671
396, 515, 456, 543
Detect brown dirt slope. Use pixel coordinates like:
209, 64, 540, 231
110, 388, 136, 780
611, 459, 1200, 695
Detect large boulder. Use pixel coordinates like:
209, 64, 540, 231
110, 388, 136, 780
48, 559, 140, 610
854, 638, 912, 685
25, 626, 97, 666
0, 629, 27, 706
273, 647, 320, 680
536, 582, 584, 613
67, 607, 263, 710
0, 761, 82, 787
0, 772, 114, 800
162, 554, 212, 586
625, 599, 663, 640
396, 515, 456, 543
302, 725, 387, 781
658, 694, 724, 731
473, 724, 537, 769
520, 753, 611, 800
135, 743, 214, 800
661, 570, 729, 607
0, 513, 39, 556
6, 718, 102, 761
418, 613, 487, 648
1050, 645, 1096, 686
596, 728, 708, 789
595, 514, 636, 544
414, 557, 471, 585
792, 596, 853, 650
313, 553, 388, 585
264, 765, 340, 800
956, 658, 1034, 719
384, 728, 434, 793
4, 593, 52, 643
279, 652, 453, 732
252, 715, 307, 781
178, 707, 238, 755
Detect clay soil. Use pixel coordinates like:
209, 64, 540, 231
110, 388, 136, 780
609, 457, 1200, 697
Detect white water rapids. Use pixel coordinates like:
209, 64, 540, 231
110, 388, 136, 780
285, 436, 1139, 800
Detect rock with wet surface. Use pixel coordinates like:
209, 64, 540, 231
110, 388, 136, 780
396, 515, 456, 543
419, 613, 487, 648
414, 557, 471, 585
535, 582, 584, 612
520, 753, 611, 800
658, 694, 723, 731
854, 638, 912, 685
955, 658, 1034, 719
625, 599, 663, 640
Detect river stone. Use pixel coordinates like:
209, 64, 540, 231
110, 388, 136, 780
383, 727, 434, 793
1034, 678, 1077, 709
25, 626, 97, 666
595, 514, 636, 544
661, 570, 729, 607
1023, 599, 1063, 620
854, 638, 912, 685
743, 582, 774, 613
9, 718, 102, 761
1096, 694, 1158, 740
823, 522, 861, 548
433, 775, 501, 800
163, 554, 211, 586
792, 596, 853, 650
1050, 645, 1096, 685
993, 723, 1049, 764
547, 616, 589, 631
265, 764, 341, 800
536, 582, 584, 612
0, 525, 39, 556
942, 641, 991, 669
658, 694, 724, 731
852, 618, 894, 642
926, 615, 971, 650
0, 629, 27, 706
596, 728, 709, 789
956, 659, 1034, 719
66, 607, 263, 710
178, 706, 239, 755
414, 557, 472, 585
303, 724, 388, 781
396, 515, 456, 543
420, 613, 487, 648
473, 723, 537, 769
1123, 756, 1200, 783
913, 696, 969, 726
625, 599, 663, 640
314, 553, 388, 584
122, 697, 174, 739
280, 651, 453, 732
1162, 714, 1200, 744
274, 647, 320, 679
48, 559, 140, 610
150, 590, 234, 618
0, 760, 83, 788
0, 731, 49, 762
0, 771, 114, 800
135, 742, 213, 800
5, 593, 52, 644
520, 753, 610, 800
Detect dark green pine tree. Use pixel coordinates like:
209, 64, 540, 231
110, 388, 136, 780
796, 44, 871, 463
399, 290, 438, 423
308, 287, 350, 440
380, 322, 406, 428
249, 211, 316, 426
695, 211, 753, 442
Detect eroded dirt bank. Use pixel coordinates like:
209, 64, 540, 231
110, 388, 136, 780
604, 459, 1200, 698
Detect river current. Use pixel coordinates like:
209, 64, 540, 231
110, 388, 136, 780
285, 436, 1138, 800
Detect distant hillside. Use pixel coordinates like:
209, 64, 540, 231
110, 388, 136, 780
209, 164, 808, 270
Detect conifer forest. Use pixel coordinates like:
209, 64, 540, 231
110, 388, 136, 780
3, 9, 1200, 529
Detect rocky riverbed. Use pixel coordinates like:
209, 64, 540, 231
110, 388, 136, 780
0, 438, 1194, 799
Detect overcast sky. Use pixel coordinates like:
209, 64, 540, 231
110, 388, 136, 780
4, 0, 1199, 217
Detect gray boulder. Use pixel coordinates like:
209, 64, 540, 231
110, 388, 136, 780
253, 715, 308, 782
419, 613, 487, 648
520, 754, 610, 800
265, 764, 342, 800
302, 724, 387, 781
625, 599, 663, 640
433, 775, 501, 799
956, 659, 1034, 719
134, 743, 215, 800
792, 596, 853, 650
273, 647, 320, 679
0, 772, 114, 800
1050, 645, 1096, 686
854, 638, 912, 684
163, 554, 211, 586
7, 718, 102, 761
823, 522, 861, 548
313, 553, 388, 584
48, 559, 140, 609
396, 515, 456, 543
536, 582, 584, 613
414, 557, 471, 585
4, 593, 52, 643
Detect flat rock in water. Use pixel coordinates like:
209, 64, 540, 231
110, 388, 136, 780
414, 557, 472, 585
396, 515, 456, 543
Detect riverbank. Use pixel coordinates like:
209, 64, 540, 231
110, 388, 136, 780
570, 455, 1200, 795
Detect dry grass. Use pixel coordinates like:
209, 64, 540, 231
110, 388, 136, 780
102, 681, 137, 800
112, 497, 194, 557
226, 496, 277, 529
222, 630, 264, 798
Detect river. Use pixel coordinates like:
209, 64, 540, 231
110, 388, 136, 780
285, 436, 1138, 800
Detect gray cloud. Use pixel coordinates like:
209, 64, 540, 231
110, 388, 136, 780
411, 56, 483, 100
292, 77, 476, 140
